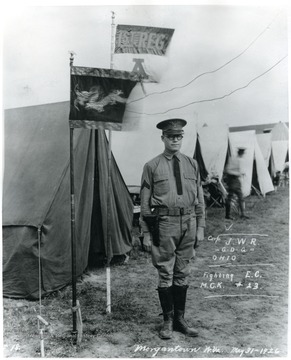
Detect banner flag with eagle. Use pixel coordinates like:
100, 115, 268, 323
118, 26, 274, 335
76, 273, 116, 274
69, 66, 139, 130
113, 25, 175, 83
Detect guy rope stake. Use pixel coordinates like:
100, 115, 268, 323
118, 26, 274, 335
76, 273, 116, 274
71, 300, 83, 345
37, 315, 49, 358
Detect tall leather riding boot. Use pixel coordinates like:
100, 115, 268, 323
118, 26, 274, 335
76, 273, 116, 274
238, 200, 249, 219
225, 199, 231, 219
157, 287, 174, 339
173, 285, 198, 337
238, 197, 245, 216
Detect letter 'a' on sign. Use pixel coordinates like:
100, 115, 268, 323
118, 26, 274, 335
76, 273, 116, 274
69, 66, 139, 130
113, 25, 175, 83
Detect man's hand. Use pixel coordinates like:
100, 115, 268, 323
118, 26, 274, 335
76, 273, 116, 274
142, 232, 152, 252
195, 227, 204, 248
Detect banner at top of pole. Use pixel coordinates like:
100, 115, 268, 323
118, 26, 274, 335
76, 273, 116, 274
115, 25, 174, 56
69, 66, 139, 131
113, 25, 175, 83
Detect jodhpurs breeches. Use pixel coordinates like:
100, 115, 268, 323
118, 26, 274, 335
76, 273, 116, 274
226, 176, 244, 215
151, 214, 197, 288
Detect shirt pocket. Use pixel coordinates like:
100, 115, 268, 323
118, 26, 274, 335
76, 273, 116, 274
184, 172, 198, 198
153, 173, 169, 196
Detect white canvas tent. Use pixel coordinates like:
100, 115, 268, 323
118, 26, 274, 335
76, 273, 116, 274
229, 130, 274, 197
269, 122, 289, 174
196, 124, 229, 180
271, 122, 289, 141
271, 140, 289, 174
111, 117, 197, 186
257, 133, 272, 168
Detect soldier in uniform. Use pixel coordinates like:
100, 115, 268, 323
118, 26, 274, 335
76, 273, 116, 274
140, 118, 205, 340
224, 147, 249, 220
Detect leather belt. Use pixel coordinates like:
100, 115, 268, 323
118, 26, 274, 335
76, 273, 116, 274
154, 207, 195, 216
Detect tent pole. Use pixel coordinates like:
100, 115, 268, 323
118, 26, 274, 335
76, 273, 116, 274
70, 126, 77, 334
69, 52, 77, 336
106, 129, 112, 314
106, 10, 116, 315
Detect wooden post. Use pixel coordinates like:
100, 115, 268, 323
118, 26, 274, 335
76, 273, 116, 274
69, 51, 77, 336
106, 11, 116, 314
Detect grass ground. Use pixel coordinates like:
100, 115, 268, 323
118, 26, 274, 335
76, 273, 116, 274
2, 186, 289, 358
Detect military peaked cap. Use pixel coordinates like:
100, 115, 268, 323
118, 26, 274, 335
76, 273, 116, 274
237, 147, 246, 153
156, 118, 187, 135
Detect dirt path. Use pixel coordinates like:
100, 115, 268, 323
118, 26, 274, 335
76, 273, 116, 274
2, 187, 289, 358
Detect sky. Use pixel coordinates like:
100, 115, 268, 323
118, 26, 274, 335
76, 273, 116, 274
1, 0, 290, 128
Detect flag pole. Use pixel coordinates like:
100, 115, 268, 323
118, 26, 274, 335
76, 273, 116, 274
69, 51, 78, 337
106, 10, 116, 314
110, 11, 115, 70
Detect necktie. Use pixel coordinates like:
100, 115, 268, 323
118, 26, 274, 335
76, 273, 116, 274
173, 155, 183, 195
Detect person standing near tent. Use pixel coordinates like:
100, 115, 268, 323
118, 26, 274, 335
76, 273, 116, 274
272, 171, 281, 191
139, 118, 205, 340
224, 147, 249, 220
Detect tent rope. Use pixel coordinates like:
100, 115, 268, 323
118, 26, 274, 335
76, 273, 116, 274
37, 227, 49, 357
38, 227, 42, 321
251, 185, 264, 198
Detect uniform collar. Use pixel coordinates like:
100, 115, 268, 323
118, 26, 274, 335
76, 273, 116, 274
163, 150, 181, 161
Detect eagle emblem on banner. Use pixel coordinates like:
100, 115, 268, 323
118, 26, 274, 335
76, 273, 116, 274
73, 84, 127, 113
69, 66, 139, 130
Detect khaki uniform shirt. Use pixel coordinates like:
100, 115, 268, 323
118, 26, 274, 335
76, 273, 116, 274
225, 156, 243, 177
225, 156, 246, 184
140, 150, 205, 232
